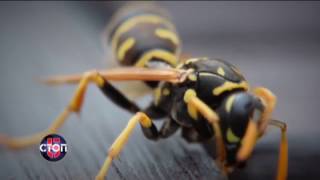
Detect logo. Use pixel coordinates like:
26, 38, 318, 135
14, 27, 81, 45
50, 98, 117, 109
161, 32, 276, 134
39, 134, 67, 161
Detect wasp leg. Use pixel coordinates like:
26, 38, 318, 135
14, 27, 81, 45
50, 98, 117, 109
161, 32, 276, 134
189, 97, 228, 175
95, 76, 168, 121
0, 70, 108, 149
65, 72, 168, 118
99, 81, 167, 119
181, 127, 208, 143
183, 90, 227, 175
159, 117, 179, 138
99, 80, 165, 140
95, 112, 157, 180
98, 79, 140, 114
143, 103, 167, 119
269, 119, 288, 180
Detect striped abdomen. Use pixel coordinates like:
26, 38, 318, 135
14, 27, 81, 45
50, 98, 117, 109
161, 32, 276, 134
107, 4, 181, 68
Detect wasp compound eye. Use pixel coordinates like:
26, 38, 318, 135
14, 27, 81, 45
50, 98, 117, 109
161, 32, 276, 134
223, 92, 256, 138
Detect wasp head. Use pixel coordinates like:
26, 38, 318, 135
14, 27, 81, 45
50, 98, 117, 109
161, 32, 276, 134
218, 91, 265, 167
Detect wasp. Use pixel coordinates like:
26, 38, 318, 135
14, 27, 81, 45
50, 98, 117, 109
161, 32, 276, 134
0, 3, 288, 180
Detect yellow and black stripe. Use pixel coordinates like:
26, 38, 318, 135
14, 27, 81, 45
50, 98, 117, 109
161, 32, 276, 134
106, 3, 181, 68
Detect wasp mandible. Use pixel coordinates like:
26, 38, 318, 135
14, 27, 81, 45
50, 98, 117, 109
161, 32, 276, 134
0, 3, 288, 180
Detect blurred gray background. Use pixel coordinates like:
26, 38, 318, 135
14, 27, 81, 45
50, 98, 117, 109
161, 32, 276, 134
0, 1, 319, 180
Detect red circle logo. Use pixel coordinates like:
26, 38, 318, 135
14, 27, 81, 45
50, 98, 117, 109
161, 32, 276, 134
39, 134, 67, 161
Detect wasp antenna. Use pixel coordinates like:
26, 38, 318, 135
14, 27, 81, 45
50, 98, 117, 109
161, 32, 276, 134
269, 119, 288, 180
36, 74, 83, 85
0, 134, 9, 146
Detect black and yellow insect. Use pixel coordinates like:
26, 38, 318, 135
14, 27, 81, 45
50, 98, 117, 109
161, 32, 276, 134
0, 3, 288, 180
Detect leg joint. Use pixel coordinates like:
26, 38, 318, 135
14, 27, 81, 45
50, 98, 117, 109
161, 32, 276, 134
84, 70, 105, 87
136, 112, 152, 128
270, 119, 287, 132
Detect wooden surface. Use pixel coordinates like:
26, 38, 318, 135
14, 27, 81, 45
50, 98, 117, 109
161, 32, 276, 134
0, 2, 320, 180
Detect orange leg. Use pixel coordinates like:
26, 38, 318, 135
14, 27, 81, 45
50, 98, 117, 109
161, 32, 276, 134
188, 97, 226, 167
0, 68, 189, 149
270, 119, 288, 180
183, 89, 227, 175
95, 112, 153, 180
0, 70, 105, 149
